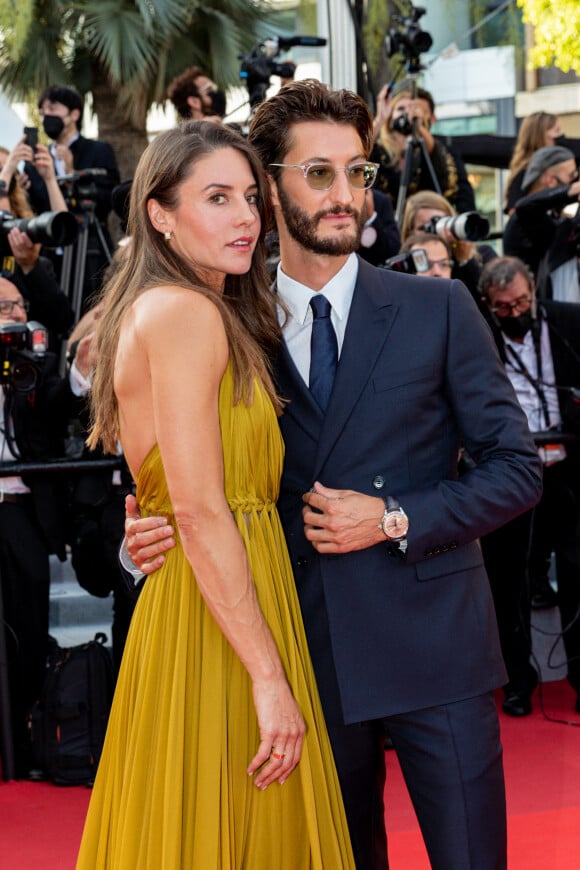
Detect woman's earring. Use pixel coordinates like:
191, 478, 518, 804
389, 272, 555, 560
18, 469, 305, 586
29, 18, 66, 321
164, 230, 172, 241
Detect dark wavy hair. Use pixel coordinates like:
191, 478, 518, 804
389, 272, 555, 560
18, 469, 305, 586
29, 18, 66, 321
248, 79, 374, 181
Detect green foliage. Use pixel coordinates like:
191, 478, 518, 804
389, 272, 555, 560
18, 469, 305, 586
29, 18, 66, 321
0, 0, 271, 119
0, 0, 34, 59
517, 0, 580, 74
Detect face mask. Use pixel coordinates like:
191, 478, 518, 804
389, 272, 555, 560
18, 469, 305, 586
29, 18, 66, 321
553, 134, 566, 147
42, 115, 65, 140
497, 311, 533, 340
203, 88, 226, 118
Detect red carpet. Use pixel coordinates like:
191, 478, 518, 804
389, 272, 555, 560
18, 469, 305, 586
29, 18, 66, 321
1, 680, 579, 868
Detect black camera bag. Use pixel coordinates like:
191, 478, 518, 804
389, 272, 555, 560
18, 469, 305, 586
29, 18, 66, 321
29, 633, 114, 785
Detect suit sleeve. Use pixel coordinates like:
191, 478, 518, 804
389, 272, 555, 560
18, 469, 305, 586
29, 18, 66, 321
401, 280, 542, 562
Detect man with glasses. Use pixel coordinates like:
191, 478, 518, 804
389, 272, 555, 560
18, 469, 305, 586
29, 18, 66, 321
479, 256, 580, 718
124, 81, 542, 870
0, 275, 93, 778
503, 145, 580, 302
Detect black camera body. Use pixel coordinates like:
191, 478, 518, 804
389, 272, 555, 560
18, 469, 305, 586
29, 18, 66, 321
239, 35, 326, 109
0, 209, 78, 248
382, 249, 430, 275
56, 169, 108, 216
391, 113, 415, 137
0, 321, 48, 393
422, 212, 490, 242
385, 4, 433, 70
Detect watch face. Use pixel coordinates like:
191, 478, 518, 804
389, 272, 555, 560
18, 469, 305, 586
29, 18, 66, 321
382, 511, 409, 540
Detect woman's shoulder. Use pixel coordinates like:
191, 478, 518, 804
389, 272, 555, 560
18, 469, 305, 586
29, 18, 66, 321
130, 284, 227, 348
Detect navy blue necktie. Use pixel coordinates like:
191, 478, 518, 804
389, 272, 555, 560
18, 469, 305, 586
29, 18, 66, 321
309, 294, 338, 411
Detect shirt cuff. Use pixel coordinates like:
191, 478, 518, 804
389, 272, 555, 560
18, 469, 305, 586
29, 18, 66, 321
119, 538, 146, 584
69, 359, 92, 396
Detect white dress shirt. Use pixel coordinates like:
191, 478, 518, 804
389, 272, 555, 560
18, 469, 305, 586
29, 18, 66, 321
503, 318, 562, 433
275, 253, 359, 386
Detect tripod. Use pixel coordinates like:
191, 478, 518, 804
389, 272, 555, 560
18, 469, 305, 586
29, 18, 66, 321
392, 69, 442, 229
60, 203, 113, 324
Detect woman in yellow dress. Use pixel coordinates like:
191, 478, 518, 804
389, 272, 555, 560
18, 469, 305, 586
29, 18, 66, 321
76, 120, 355, 869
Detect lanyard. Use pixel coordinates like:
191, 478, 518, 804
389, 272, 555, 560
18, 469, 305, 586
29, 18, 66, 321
504, 320, 552, 429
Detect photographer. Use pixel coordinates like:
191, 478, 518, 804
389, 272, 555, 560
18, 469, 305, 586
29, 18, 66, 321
399, 230, 453, 278
503, 145, 580, 302
479, 256, 580, 716
167, 67, 226, 122
0, 274, 91, 777
25, 86, 121, 311
1, 142, 74, 343
371, 86, 475, 213
401, 190, 496, 300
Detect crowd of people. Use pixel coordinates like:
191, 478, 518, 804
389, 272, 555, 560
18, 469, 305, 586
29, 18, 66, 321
0, 67, 578, 870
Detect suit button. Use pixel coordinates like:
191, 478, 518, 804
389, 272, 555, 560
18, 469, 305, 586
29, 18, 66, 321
372, 475, 385, 490
297, 557, 308, 569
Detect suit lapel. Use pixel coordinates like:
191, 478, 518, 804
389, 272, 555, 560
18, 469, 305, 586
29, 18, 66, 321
312, 262, 398, 476
275, 260, 400, 474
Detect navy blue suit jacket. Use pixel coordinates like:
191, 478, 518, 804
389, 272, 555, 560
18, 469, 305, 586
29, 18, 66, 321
275, 257, 542, 725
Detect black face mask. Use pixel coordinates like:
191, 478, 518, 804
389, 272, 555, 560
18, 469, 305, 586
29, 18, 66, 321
203, 88, 226, 118
497, 311, 533, 340
553, 134, 567, 147
42, 115, 65, 140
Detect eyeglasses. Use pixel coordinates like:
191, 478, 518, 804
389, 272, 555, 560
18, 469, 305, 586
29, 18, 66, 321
268, 162, 379, 190
0, 299, 29, 315
423, 258, 453, 271
550, 169, 579, 186
488, 295, 532, 317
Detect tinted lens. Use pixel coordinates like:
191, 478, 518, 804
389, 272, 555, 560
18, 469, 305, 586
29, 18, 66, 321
348, 163, 377, 189
305, 165, 336, 189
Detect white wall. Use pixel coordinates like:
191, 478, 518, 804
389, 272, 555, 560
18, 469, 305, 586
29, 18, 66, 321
0, 92, 28, 149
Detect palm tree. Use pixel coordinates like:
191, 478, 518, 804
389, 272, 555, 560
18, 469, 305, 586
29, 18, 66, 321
0, 0, 273, 179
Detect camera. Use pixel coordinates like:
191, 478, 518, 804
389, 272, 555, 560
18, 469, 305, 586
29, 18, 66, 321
0, 209, 78, 247
0, 321, 48, 393
391, 113, 414, 137
57, 168, 108, 216
382, 249, 430, 275
239, 35, 327, 109
422, 213, 490, 242
385, 4, 433, 71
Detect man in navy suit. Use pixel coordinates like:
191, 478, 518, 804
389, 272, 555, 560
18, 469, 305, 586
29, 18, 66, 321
125, 82, 542, 869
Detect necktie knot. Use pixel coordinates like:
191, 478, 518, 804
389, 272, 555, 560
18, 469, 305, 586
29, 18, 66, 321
310, 293, 332, 320
309, 294, 337, 411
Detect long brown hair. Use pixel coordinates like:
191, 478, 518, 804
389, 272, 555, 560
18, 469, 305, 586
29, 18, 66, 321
88, 120, 281, 454
506, 112, 558, 197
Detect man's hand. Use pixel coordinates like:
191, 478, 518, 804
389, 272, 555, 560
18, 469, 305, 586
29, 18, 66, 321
7, 227, 41, 273
54, 143, 74, 173
302, 481, 385, 553
125, 494, 176, 574
33, 143, 58, 183
73, 332, 98, 379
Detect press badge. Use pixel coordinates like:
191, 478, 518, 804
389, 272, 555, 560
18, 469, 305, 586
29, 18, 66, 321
538, 443, 566, 466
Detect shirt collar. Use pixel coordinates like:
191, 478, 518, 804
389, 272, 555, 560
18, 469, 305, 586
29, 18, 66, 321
276, 253, 359, 325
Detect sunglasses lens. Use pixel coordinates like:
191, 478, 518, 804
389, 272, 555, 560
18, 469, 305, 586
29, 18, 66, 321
306, 165, 336, 189
349, 163, 377, 189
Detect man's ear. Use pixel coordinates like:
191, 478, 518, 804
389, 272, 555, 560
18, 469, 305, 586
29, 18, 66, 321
70, 108, 81, 127
267, 173, 280, 209
186, 95, 202, 117
147, 198, 173, 235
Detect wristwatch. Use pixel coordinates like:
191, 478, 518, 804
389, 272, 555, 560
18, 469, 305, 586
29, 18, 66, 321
379, 496, 409, 555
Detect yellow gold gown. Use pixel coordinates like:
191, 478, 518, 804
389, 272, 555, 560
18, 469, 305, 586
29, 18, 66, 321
76, 365, 355, 869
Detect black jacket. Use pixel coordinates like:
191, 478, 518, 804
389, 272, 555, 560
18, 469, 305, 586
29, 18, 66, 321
4, 351, 76, 558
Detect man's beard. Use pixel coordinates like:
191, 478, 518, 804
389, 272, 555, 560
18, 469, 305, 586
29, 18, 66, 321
277, 183, 364, 256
